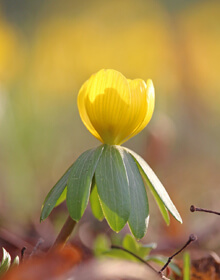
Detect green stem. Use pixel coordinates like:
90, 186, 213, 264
52, 215, 77, 249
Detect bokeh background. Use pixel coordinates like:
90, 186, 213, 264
0, 0, 220, 252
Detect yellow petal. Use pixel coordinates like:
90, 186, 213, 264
114, 78, 149, 145
77, 77, 103, 142
83, 69, 131, 144
77, 69, 155, 145
122, 79, 155, 143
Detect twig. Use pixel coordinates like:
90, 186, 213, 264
21, 247, 26, 262
51, 215, 76, 249
111, 245, 170, 279
159, 234, 197, 274
111, 245, 157, 271
190, 205, 220, 216
29, 238, 44, 257
0, 228, 35, 252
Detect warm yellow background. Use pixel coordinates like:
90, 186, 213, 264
0, 0, 219, 246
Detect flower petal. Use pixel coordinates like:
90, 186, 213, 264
77, 78, 103, 142
83, 69, 132, 144
117, 79, 149, 144
78, 70, 155, 145
122, 79, 155, 143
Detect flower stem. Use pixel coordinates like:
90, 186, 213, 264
52, 215, 76, 249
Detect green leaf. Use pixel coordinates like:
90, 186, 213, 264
122, 235, 156, 259
0, 248, 11, 276
120, 147, 149, 239
110, 233, 122, 246
135, 161, 170, 225
125, 148, 182, 224
40, 164, 74, 221
93, 234, 110, 256
122, 234, 139, 255
170, 262, 182, 276
146, 182, 170, 225
90, 181, 104, 221
139, 242, 157, 258
93, 234, 136, 261
66, 146, 104, 221
54, 186, 67, 207
103, 249, 138, 262
183, 252, 190, 280
95, 145, 130, 232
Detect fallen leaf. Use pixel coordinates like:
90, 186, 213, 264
174, 253, 220, 280
1, 244, 82, 280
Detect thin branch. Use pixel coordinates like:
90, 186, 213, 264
30, 238, 44, 257
159, 234, 197, 274
111, 245, 170, 279
190, 205, 220, 216
21, 247, 26, 262
111, 245, 157, 271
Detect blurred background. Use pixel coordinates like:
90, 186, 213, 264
0, 0, 220, 253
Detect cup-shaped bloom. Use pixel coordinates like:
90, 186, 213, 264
41, 69, 182, 240
78, 69, 155, 145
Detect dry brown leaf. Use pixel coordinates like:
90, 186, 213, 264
174, 254, 220, 280
1, 245, 82, 280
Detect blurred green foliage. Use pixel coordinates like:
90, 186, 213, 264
93, 234, 181, 277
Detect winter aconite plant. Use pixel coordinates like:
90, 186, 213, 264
41, 69, 182, 241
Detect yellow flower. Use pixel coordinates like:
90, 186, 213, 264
78, 69, 155, 145
42, 70, 182, 238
